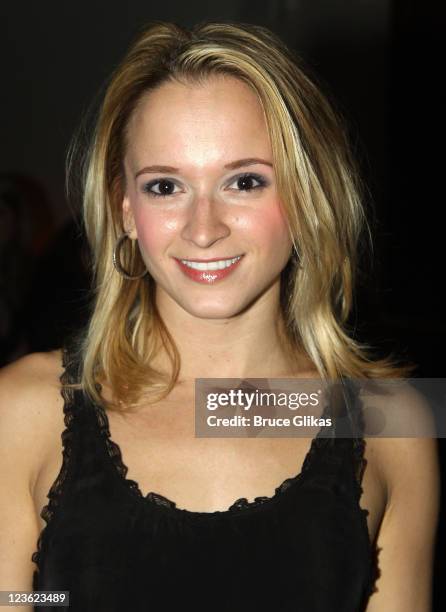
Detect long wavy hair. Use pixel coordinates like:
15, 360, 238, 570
65, 19, 416, 412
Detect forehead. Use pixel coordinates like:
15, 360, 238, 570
125, 75, 271, 163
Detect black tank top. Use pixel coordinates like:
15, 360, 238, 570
31, 343, 380, 611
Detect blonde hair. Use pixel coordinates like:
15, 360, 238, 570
66, 19, 416, 412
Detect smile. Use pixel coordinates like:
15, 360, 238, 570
180, 256, 242, 270
174, 255, 244, 284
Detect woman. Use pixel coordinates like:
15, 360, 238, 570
0, 20, 439, 611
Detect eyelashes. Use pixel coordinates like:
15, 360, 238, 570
140, 172, 269, 199
141, 179, 180, 198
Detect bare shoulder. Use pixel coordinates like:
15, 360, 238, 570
361, 382, 440, 611
0, 349, 65, 491
0, 350, 65, 590
0, 348, 64, 413
0, 348, 64, 386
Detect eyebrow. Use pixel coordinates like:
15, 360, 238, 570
134, 157, 273, 179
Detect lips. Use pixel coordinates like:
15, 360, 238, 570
174, 255, 244, 284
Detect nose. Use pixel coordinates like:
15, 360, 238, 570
180, 194, 230, 248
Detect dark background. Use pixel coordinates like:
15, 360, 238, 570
0, 0, 443, 607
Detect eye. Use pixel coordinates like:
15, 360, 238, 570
226, 172, 268, 193
140, 172, 269, 199
141, 179, 181, 198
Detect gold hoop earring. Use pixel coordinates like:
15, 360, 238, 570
112, 232, 148, 280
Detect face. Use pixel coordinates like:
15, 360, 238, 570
122, 74, 293, 319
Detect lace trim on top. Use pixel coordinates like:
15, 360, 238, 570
344, 378, 382, 598
91, 384, 342, 518
92, 379, 381, 597
31, 344, 78, 570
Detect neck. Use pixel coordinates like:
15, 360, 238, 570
151, 285, 311, 383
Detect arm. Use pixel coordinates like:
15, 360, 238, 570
365, 388, 441, 611
0, 353, 55, 610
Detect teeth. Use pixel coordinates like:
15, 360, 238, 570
181, 256, 242, 271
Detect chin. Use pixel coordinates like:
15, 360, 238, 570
179, 297, 249, 320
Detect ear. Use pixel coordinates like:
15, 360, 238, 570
121, 195, 138, 240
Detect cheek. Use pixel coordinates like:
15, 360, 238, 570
244, 202, 291, 254
132, 207, 179, 257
